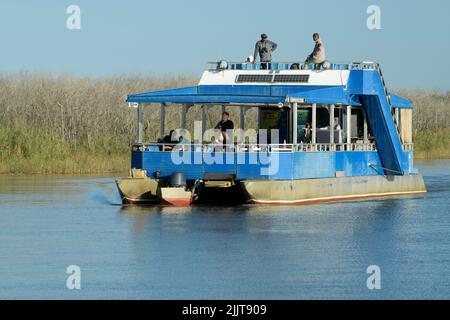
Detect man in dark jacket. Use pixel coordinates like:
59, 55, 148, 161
253, 33, 278, 69
215, 111, 234, 145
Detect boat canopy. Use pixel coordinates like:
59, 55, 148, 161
127, 61, 413, 109
127, 85, 413, 109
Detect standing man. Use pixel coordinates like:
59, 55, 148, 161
253, 34, 278, 70
305, 33, 326, 68
215, 111, 234, 145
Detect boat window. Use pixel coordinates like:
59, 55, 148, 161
259, 108, 290, 144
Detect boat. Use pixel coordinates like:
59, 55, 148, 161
116, 61, 426, 205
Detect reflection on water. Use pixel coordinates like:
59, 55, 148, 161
0, 161, 449, 299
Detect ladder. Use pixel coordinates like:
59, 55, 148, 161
376, 64, 401, 139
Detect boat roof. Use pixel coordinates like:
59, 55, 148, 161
127, 61, 413, 109
127, 85, 412, 109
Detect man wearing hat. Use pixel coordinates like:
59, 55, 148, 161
253, 34, 278, 69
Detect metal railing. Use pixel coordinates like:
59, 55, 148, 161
132, 142, 380, 153
206, 61, 379, 72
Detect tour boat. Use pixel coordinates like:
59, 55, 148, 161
116, 61, 426, 205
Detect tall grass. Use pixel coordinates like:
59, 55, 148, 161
395, 89, 450, 159
0, 73, 448, 174
0, 73, 196, 174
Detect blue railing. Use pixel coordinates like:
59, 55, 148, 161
206, 61, 379, 71
132, 142, 379, 153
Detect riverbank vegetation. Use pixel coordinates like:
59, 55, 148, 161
396, 89, 450, 159
0, 73, 449, 174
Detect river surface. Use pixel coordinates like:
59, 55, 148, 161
0, 160, 449, 299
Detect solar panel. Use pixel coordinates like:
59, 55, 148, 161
236, 74, 273, 83
273, 74, 310, 83
235, 74, 310, 83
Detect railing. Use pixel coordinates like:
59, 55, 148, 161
132, 142, 379, 153
206, 61, 379, 72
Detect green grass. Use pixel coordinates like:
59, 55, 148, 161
414, 129, 450, 159
0, 122, 129, 174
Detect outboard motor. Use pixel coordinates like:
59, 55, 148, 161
170, 172, 187, 188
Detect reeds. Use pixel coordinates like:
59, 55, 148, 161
0, 73, 448, 174
395, 89, 450, 159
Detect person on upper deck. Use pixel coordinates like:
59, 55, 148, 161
305, 33, 326, 67
253, 34, 277, 70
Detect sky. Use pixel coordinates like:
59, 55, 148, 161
0, 0, 449, 89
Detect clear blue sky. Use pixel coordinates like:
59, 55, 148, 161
1, 0, 449, 89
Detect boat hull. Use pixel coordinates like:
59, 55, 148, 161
116, 177, 161, 204
116, 177, 192, 206
159, 187, 193, 206
240, 174, 426, 205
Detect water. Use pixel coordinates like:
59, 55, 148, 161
0, 161, 449, 299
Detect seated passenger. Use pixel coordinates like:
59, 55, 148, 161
236, 56, 254, 70
304, 33, 326, 68
157, 138, 164, 151
162, 130, 176, 144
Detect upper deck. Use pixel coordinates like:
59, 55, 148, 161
199, 61, 376, 87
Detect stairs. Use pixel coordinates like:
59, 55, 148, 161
376, 64, 401, 138
348, 65, 406, 175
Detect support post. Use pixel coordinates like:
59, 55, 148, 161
292, 102, 298, 145
257, 107, 261, 132
137, 103, 143, 143
240, 106, 245, 130
363, 108, 369, 146
312, 104, 317, 147
160, 103, 165, 140
181, 104, 187, 130
346, 105, 351, 150
329, 104, 335, 150
201, 104, 207, 142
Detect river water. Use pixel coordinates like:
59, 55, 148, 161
0, 160, 449, 299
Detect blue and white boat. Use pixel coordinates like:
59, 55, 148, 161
116, 61, 426, 205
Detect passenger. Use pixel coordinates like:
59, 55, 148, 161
215, 111, 234, 144
305, 33, 326, 69
334, 118, 343, 145
334, 118, 341, 131
162, 130, 175, 144
253, 33, 278, 70
157, 138, 164, 151
175, 135, 190, 151
304, 123, 312, 143
236, 56, 254, 70
161, 130, 177, 151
